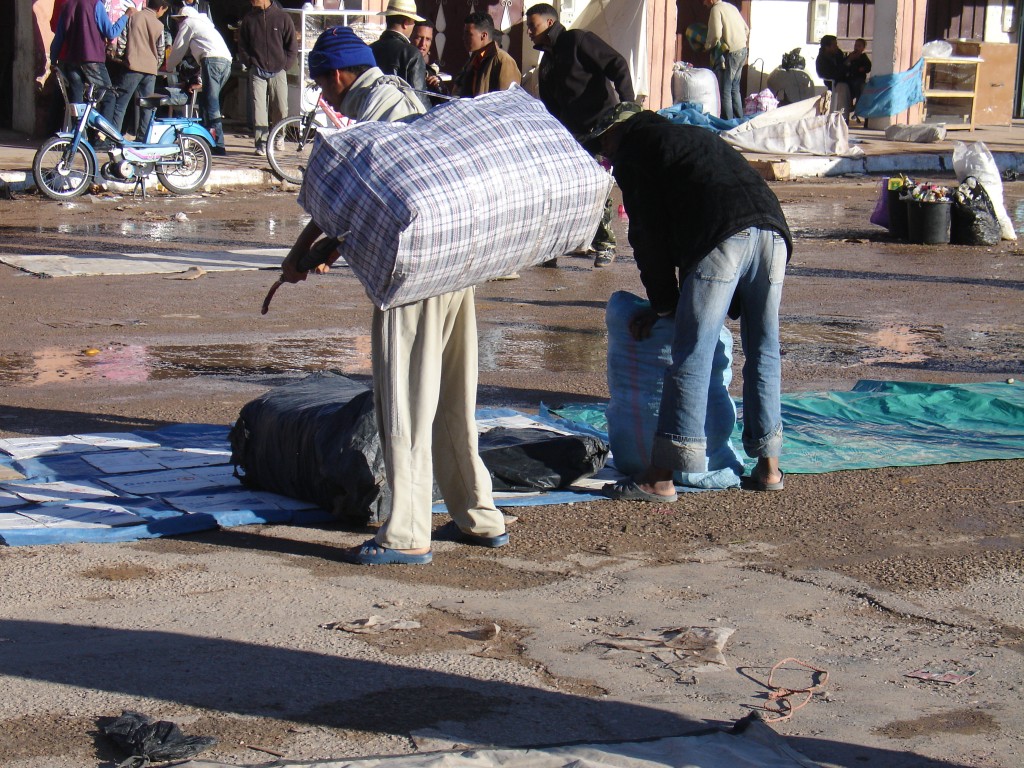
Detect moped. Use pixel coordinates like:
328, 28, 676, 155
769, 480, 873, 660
33, 73, 216, 201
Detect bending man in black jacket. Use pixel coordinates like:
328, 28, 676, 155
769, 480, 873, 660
588, 105, 791, 498
526, 3, 633, 268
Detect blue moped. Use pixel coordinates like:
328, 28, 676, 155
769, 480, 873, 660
33, 74, 217, 200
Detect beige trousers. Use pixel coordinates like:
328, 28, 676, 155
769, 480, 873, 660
250, 69, 289, 142
372, 287, 505, 550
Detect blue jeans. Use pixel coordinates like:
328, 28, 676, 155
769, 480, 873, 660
201, 57, 231, 148
60, 61, 116, 123
652, 227, 786, 473
717, 47, 747, 120
112, 71, 156, 138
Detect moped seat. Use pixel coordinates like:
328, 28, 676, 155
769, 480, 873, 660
138, 94, 173, 110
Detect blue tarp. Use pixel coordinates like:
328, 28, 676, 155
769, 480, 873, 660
1, 381, 1021, 546
852, 58, 925, 118
656, 102, 750, 132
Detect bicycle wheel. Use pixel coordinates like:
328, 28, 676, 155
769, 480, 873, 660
267, 114, 316, 185
32, 136, 95, 201
157, 135, 212, 194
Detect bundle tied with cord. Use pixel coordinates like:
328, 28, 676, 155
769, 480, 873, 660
299, 86, 612, 309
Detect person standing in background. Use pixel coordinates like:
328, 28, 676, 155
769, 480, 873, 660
703, 0, 748, 120
166, 5, 234, 155
370, 0, 430, 109
238, 0, 297, 154
525, 3, 633, 268
454, 12, 521, 97
51, 0, 136, 122
111, 0, 170, 139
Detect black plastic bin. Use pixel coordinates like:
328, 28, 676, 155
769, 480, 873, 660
888, 189, 909, 239
906, 200, 951, 244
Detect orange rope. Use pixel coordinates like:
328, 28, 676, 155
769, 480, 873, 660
756, 657, 829, 723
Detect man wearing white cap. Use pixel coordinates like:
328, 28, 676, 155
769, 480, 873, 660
370, 0, 430, 108
165, 4, 233, 155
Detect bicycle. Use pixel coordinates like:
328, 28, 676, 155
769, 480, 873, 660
266, 85, 354, 185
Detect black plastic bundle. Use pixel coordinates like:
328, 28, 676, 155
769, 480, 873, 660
951, 176, 1000, 245
101, 711, 217, 767
780, 48, 806, 70
230, 373, 610, 523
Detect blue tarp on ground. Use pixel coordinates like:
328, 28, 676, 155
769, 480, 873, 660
0, 381, 1021, 546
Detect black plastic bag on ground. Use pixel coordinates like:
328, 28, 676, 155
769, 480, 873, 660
230, 374, 610, 521
229, 372, 391, 525
951, 176, 1000, 245
101, 710, 217, 767
479, 426, 609, 491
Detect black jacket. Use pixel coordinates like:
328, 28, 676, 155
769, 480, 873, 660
238, 2, 297, 75
536, 22, 634, 136
610, 112, 793, 314
370, 30, 427, 105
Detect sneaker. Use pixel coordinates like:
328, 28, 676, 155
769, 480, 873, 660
488, 272, 520, 281
273, 137, 285, 153
254, 139, 266, 155
540, 258, 558, 268
593, 250, 615, 268
211, 146, 227, 157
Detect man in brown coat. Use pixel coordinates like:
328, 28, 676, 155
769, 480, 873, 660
111, 0, 170, 138
453, 12, 521, 97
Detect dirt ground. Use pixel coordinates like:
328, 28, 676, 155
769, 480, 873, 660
0, 177, 1022, 768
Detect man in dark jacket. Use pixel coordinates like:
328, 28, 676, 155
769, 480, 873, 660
588, 104, 791, 499
50, 0, 135, 122
238, 0, 297, 154
370, 0, 430, 109
525, 3, 633, 267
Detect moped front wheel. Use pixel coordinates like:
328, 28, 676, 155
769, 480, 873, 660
32, 137, 95, 201
157, 135, 212, 194
267, 114, 315, 185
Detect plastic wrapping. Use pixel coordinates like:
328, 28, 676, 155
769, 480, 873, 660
670, 62, 721, 116
951, 176, 1000, 246
230, 373, 612, 522
230, 372, 389, 524
952, 141, 1018, 241
101, 711, 217, 767
605, 291, 743, 488
479, 427, 608, 491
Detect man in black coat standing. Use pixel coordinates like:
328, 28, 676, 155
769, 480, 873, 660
525, 3, 634, 267
586, 104, 791, 500
371, 0, 430, 109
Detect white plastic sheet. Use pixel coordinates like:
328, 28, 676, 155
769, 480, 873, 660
722, 95, 865, 157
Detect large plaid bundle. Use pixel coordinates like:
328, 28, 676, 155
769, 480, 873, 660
298, 86, 612, 309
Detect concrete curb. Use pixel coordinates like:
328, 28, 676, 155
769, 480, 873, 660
0, 165, 289, 196
779, 150, 1024, 179
5, 151, 1024, 192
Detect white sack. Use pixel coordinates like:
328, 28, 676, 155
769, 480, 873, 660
299, 87, 611, 309
722, 95, 865, 157
671, 62, 720, 116
953, 141, 1017, 241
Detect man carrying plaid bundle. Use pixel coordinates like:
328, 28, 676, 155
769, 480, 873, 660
280, 27, 510, 565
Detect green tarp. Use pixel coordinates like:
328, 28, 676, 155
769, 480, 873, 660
548, 380, 1024, 474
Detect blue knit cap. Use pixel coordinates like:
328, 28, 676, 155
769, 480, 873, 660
309, 27, 377, 79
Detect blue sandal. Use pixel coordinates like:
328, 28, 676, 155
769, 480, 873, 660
343, 539, 433, 565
